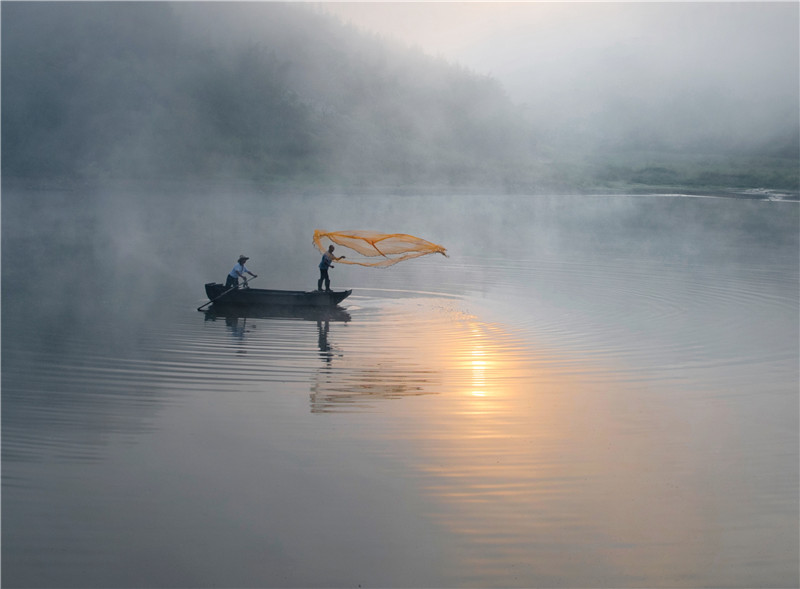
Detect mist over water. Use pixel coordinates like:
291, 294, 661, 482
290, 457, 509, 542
2, 187, 797, 587
321, 2, 800, 160
3, 2, 798, 192
2, 2, 799, 587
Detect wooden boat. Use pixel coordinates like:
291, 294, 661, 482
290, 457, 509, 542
203, 282, 352, 308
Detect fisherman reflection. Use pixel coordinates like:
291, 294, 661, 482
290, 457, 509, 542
226, 316, 247, 341
317, 320, 333, 364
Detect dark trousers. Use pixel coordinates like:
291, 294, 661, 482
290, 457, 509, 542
318, 268, 330, 291
225, 275, 238, 289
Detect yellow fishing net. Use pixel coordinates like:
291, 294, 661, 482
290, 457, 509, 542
313, 230, 448, 268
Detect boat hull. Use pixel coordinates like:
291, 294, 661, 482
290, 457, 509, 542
204, 283, 352, 307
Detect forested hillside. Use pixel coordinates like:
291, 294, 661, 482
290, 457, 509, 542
2, 2, 535, 189
2, 2, 797, 193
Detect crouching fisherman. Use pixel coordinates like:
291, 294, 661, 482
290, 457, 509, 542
226, 255, 257, 288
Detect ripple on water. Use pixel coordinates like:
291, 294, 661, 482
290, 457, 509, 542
455, 254, 798, 386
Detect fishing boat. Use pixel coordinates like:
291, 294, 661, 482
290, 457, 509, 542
202, 282, 352, 309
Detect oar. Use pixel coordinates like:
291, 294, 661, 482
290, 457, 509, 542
197, 277, 258, 311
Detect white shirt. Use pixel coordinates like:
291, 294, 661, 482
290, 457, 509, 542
229, 263, 248, 278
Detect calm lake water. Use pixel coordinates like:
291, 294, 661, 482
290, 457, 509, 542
2, 188, 798, 588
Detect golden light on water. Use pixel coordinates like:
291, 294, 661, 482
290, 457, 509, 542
469, 340, 489, 397
362, 305, 717, 586
304, 300, 771, 586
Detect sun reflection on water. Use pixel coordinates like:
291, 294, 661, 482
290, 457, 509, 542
267, 296, 793, 587
469, 344, 488, 397
362, 305, 724, 587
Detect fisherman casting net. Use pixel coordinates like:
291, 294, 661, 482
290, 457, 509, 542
313, 230, 447, 268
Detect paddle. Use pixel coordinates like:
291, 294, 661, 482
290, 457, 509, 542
197, 276, 258, 311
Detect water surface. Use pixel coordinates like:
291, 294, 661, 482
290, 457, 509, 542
3, 190, 798, 587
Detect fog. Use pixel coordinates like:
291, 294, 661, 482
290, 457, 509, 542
3, 5, 799, 582
2, 1, 798, 316
2, 2, 532, 190
2, 1, 798, 328
322, 2, 799, 156
3, 5, 799, 587
2, 2, 797, 193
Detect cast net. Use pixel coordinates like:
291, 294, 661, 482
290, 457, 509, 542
313, 230, 448, 268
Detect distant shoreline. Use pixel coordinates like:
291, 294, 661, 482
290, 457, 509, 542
2, 176, 798, 202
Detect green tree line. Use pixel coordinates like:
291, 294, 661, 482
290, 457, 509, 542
2, 2, 535, 189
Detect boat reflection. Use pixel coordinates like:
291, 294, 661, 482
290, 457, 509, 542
202, 303, 351, 357
202, 303, 351, 323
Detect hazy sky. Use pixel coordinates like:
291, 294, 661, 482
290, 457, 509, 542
318, 2, 799, 146
317, 2, 798, 99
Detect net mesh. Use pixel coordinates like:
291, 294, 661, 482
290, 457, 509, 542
313, 230, 447, 268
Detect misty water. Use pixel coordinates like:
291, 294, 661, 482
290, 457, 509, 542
2, 188, 798, 588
